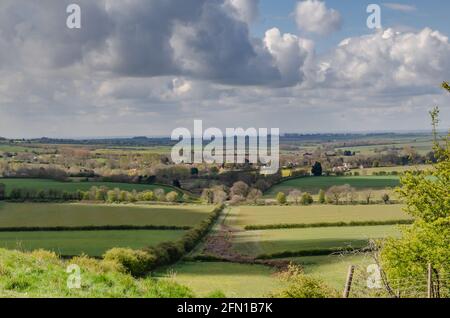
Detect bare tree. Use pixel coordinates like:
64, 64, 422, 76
288, 189, 302, 205
230, 181, 249, 197
326, 185, 352, 205
247, 188, 263, 204
362, 190, 373, 204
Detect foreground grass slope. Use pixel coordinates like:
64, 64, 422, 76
0, 248, 193, 298
0, 203, 212, 228
0, 230, 186, 257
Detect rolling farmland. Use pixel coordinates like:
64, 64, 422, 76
265, 176, 400, 196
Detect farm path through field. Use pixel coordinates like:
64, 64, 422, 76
200, 206, 290, 270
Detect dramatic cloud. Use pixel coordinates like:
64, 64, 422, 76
295, 0, 342, 35
0, 0, 292, 86
0, 0, 449, 138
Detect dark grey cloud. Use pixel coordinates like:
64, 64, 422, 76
0, 0, 111, 69
0, 0, 299, 86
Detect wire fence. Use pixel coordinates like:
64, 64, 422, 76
343, 264, 450, 298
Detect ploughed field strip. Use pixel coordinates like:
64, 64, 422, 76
0, 230, 186, 257
0, 178, 176, 195
0, 203, 212, 229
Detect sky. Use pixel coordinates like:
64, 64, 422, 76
0, 0, 449, 138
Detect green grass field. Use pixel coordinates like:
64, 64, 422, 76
0, 203, 212, 228
0, 178, 176, 195
157, 262, 283, 297
231, 225, 401, 257
266, 176, 400, 196
226, 205, 410, 229
285, 254, 370, 289
0, 230, 186, 257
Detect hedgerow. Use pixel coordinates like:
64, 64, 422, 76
102, 204, 224, 276
244, 219, 413, 231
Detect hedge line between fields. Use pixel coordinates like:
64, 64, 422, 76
256, 247, 362, 260
0, 225, 192, 232
103, 204, 224, 276
244, 219, 413, 231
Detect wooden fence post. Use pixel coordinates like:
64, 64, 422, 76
427, 263, 433, 298
343, 265, 355, 298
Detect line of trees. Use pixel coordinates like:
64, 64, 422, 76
6, 186, 187, 203
274, 185, 395, 206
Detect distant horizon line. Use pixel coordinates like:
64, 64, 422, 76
0, 129, 443, 141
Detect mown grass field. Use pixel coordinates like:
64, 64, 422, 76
226, 205, 410, 230
265, 176, 400, 196
157, 262, 283, 298
0, 203, 212, 228
231, 225, 401, 258
0, 178, 176, 195
0, 230, 186, 257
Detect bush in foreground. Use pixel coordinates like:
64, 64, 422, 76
272, 265, 337, 298
0, 248, 193, 298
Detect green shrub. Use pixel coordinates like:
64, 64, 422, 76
103, 248, 155, 276
273, 265, 337, 298
276, 192, 287, 205
166, 191, 179, 202
300, 193, 313, 205
318, 189, 326, 204
207, 290, 227, 298
141, 191, 155, 201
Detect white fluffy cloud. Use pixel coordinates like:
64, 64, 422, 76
264, 28, 314, 86
295, 0, 342, 35
315, 28, 450, 92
